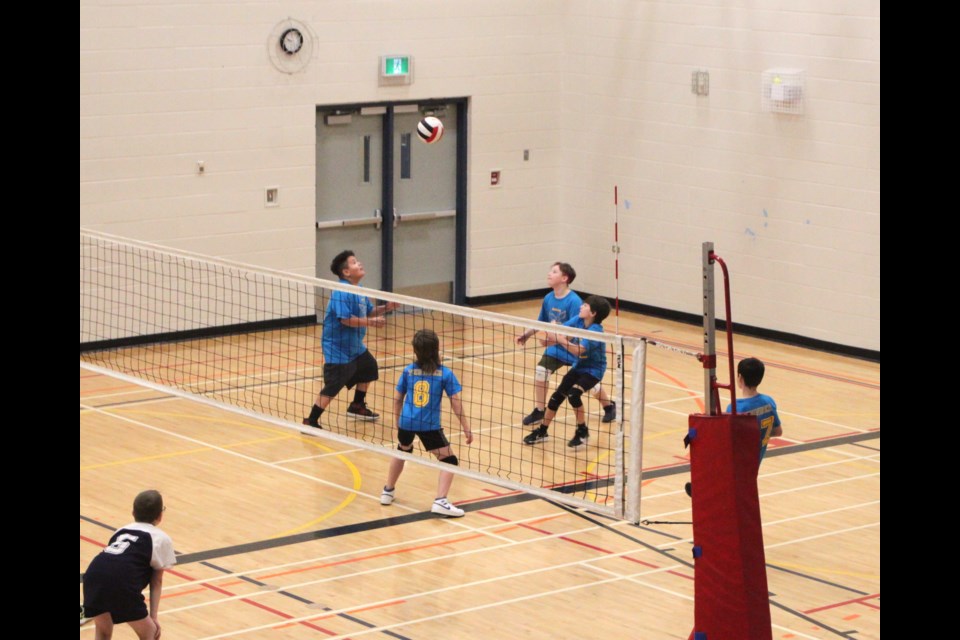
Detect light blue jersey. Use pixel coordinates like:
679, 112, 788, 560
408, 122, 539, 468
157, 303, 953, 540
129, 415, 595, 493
727, 394, 781, 461
322, 280, 374, 364
396, 364, 462, 432
539, 290, 583, 364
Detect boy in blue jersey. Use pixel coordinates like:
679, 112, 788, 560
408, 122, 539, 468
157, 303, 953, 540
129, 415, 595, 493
303, 250, 398, 429
523, 296, 612, 448
684, 358, 782, 497
381, 329, 474, 517
728, 357, 782, 460
81, 490, 176, 639
516, 263, 616, 427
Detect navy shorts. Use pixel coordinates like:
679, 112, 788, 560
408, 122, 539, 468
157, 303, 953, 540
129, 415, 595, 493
398, 428, 450, 452
321, 350, 379, 397
82, 563, 148, 624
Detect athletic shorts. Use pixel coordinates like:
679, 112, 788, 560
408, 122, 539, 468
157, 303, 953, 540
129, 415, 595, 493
82, 563, 148, 624
398, 428, 450, 452
537, 354, 571, 373
321, 350, 379, 397
555, 369, 601, 396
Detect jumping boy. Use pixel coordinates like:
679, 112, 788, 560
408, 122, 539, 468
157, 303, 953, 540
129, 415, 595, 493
81, 490, 176, 640
381, 329, 474, 517
522, 295, 611, 447
303, 250, 398, 429
516, 262, 616, 426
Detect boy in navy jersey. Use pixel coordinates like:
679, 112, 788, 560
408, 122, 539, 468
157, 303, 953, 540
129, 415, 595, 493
523, 296, 611, 447
380, 329, 474, 517
82, 490, 176, 639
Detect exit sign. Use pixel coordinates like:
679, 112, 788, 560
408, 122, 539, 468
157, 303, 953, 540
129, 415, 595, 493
379, 55, 413, 85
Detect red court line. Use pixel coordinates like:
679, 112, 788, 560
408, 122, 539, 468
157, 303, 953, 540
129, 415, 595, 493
649, 364, 705, 413
475, 510, 690, 577
256, 533, 487, 581
80, 382, 153, 396
171, 572, 336, 635
803, 593, 880, 614
278, 599, 407, 628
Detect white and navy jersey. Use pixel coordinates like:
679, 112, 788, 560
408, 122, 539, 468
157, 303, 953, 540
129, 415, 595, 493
91, 522, 176, 591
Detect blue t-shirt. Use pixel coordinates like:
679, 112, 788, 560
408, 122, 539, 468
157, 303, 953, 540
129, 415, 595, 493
568, 318, 607, 379
727, 393, 781, 461
322, 280, 375, 364
396, 363, 462, 432
538, 290, 583, 364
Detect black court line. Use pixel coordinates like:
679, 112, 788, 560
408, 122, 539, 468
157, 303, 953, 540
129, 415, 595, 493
199, 560, 413, 640
80, 513, 117, 533
851, 442, 881, 452
767, 563, 870, 596
558, 504, 855, 639
86, 428, 878, 569
81, 518, 412, 639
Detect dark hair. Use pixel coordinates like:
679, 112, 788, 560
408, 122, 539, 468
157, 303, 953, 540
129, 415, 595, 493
412, 329, 441, 374
133, 490, 164, 523
584, 295, 611, 324
330, 250, 356, 279
738, 358, 765, 388
553, 262, 577, 285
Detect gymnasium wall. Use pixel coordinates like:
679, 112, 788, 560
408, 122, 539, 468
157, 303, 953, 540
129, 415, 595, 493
79, 0, 880, 351
555, 2, 880, 350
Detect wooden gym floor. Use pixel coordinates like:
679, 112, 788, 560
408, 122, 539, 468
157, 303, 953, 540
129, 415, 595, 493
80, 302, 880, 639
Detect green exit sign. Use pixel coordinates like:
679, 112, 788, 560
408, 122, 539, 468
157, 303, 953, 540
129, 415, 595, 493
379, 55, 413, 85
383, 56, 409, 76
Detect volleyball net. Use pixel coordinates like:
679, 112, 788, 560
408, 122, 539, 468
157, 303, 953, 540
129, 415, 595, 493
80, 229, 651, 520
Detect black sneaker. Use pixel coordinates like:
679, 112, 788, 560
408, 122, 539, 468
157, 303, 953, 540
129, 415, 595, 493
523, 426, 549, 445
302, 418, 322, 429
522, 408, 546, 426
80, 605, 89, 626
567, 425, 589, 447
347, 403, 379, 421
601, 401, 617, 423
684, 482, 692, 498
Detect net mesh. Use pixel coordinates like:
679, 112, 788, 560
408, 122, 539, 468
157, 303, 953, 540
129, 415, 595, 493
80, 229, 644, 516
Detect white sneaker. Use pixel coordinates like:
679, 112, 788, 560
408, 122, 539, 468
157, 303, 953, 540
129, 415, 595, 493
431, 498, 465, 517
380, 487, 395, 505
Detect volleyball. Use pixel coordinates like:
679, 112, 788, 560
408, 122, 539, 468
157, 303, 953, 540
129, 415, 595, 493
417, 117, 444, 144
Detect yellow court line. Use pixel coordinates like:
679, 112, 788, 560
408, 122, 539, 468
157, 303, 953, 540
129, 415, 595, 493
270, 437, 364, 538
80, 435, 295, 471
82, 405, 365, 538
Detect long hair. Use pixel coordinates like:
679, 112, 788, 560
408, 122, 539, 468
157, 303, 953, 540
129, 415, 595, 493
412, 329, 441, 374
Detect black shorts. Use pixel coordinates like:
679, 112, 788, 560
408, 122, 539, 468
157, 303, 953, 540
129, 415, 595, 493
537, 354, 570, 373
82, 563, 148, 624
321, 350, 379, 397
556, 369, 601, 395
398, 428, 450, 452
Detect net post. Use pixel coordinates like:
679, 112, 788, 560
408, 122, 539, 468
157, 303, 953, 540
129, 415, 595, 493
625, 339, 645, 524
702, 242, 717, 415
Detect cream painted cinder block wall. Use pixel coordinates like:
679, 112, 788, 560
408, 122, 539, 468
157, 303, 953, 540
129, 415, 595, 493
81, 1, 565, 280
80, 1, 880, 350
557, 1, 880, 350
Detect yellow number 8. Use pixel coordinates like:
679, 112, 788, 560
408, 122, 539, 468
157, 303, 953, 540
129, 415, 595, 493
413, 380, 431, 408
